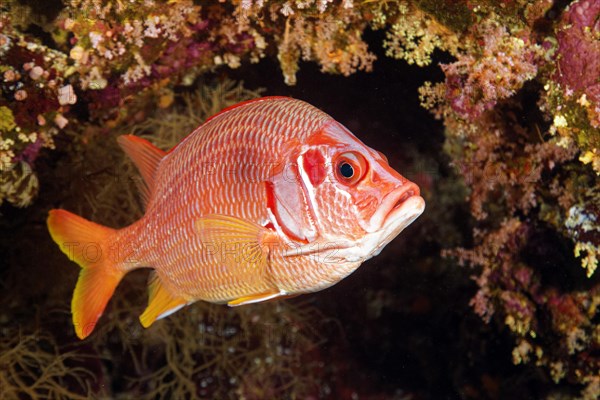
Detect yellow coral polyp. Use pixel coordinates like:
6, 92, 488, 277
69, 45, 85, 60
577, 94, 590, 107
553, 114, 568, 128
579, 149, 600, 175
574, 242, 599, 278
579, 150, 596, 164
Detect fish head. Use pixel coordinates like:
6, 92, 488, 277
292, 120, 426, 262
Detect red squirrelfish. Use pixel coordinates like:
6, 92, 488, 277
47, 97, 425, 339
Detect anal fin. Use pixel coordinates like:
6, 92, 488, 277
227, 291, 283, 306
140, 273, 187, 328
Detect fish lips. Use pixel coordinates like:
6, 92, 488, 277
331, 189, 424, 263
359, 188, 425, 261
366, 183, 424, 234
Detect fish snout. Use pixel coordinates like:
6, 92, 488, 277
365, 182, 424, 233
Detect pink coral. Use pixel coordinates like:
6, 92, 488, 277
555, 0, 600, 127
442, 21, 539, 120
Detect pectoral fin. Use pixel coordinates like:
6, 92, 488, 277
196, 214, 279, 278
140, 272, 188, 328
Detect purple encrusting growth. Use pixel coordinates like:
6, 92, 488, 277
555, 0, 600, 124
14, 138, 43, 165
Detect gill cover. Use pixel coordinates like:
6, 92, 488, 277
265, 154, 321, 243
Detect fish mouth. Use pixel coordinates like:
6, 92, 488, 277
366, 183, 424, 233
388, 184, 420, 215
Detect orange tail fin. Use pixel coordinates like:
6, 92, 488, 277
47, 209, 124, 339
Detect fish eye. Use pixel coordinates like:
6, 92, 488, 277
340, 162, 354, 178
334, 151, 367, 185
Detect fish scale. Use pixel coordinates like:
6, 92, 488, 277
47, 97, 424, 339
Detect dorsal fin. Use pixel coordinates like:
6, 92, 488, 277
117, 135, 166, 206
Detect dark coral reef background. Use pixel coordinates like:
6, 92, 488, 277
1, 1, 599, 399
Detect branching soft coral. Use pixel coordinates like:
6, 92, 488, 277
0, 18, 71, 206
452, 218, 600, 399
61, 0, 245, 88
236, 1, 376, 85
117, 301, 325, 399
413, 3, 600, 396
132, 79, 265, 151
435, 90, 600, 399
441, 19, 540, 120
383, 1, 460, 67
0, 330, 94, 399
